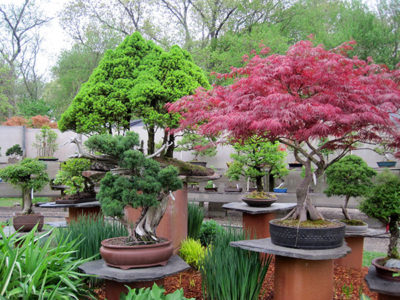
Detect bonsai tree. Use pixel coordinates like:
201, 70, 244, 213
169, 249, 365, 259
33, 126, 58, 158
59, 32, 209, 157
53, 158, 94, 196
6, 144, 23, 159
169, 40, 400, 221
324, 155, 377, 220
0, 158, 49, 214
226, 136, 288, 193
85, 132, 183, 243
360, 169, 400, 260
175, 132, 217, 162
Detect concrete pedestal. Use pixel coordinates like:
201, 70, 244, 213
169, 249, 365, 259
79, 255, 190, 300
365, 266, 400, 300
223, 202, 296, 239
231, 238, 350, 300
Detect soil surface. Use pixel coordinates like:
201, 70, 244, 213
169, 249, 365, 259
94, 263, 377, 299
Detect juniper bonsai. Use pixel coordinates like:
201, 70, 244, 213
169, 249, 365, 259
85, 132, 183, 243
0, 158, 49, 214
324, 155, 377, 220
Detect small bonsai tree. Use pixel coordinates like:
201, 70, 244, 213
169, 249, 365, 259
324, 155, 377, 220
226, 136, 288, 193
360, 169, 400, 260
85, 132, 183, 243
33, 126, 58, 158
175, 132, 217, 161
6, 144, 23, 158
0, 158, 49, 214
53, 158, 94, 196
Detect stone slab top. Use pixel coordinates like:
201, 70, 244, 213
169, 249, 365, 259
230, 238, 351, 260
345, 228, 389, 238
223, 202, 296, 215
78, 255, 190, 283
365, 266, 400, 296
39, 201, 100, 208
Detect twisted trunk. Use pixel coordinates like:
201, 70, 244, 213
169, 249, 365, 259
388, 215, 400, 259
342, 195, 351, 220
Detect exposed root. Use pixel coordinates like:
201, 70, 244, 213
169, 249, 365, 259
281, 195, 324, 222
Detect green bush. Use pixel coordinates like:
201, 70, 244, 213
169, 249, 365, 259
187, 203, 204, 239
121, 283, 194, 300
198, 220, 223, 246
0, 226, 93, 299
200, 228, 272, 300
57, 215, 128, 260
179, 238, 205, 269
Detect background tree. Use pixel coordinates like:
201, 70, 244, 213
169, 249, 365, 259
175, 132, 217, 160
169, 40, 400, 221
324, 155, 377, 220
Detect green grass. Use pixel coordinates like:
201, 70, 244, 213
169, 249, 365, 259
0, 197, 50, 207
363, 250, 386, 267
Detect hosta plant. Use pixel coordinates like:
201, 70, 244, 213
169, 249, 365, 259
121, 283, 194, 300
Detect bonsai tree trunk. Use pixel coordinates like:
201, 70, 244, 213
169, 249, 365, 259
147, 126, 155, 155
165, 134, 175, 158
22, 187, 33, 214
342, 195, 351, 220
388, 215, 400, 259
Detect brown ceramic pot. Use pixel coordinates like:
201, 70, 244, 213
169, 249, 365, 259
100, 237, 173, 270
372, 257, 400, 281
13, 213, 44, 232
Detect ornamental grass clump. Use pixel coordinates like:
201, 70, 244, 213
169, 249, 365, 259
187, 203, 204, 239
85, 132, 182, 244
200, 228, 272, 300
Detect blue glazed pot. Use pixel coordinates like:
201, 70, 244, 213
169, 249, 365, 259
377, 161, 396, 168
273, 188, 287, 193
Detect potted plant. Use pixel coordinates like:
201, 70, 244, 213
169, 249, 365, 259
226, 136, 288, 206
188, 182, 200, 192
324, 155, 376, 232
204, 180, 218, 192
0, 158, 49, 231
83, 132, 183, 269
360, 169, 400, 281
169, 40, 400, 249
175, 132, 217, 167
5, 144, 23, 163
52, 157, 96, 204
374, 142, 397, 168
33, 126, 58, 160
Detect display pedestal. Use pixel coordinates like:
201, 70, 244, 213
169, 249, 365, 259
231, 238, 350, 300
39, 201, 101, 223
365, 266, 400, 300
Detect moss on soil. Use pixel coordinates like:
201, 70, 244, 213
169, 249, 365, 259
153, 157, 214, 176
340, 219, 367, 226
275, 219, 341, 228
245, 191, 277, 199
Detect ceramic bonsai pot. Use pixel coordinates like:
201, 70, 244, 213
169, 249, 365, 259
339, 219, 368, 234
269, 219, 345, 249
100, 237, 173, 270
242, 197, 277, 207
273, 188, 288, 193
372, 257, 400, 281
13, 213, 44, 232
189, 161, 207, 167
288, 162, 303, 168
377, 161, 396, 168
224, 186, 243, 193
204, 187, 218, 192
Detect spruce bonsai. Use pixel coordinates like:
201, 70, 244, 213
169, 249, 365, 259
0, 158, 49, 214
6, 144, 23, 161
85, 132, 183, 243
324, 155, 376, 221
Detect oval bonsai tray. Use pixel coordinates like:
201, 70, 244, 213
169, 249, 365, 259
372, 258, 400, 281
242, 198, 277, 207
273, 188, 287, 193
377, 161, 396, 168
269, 219, 345, 249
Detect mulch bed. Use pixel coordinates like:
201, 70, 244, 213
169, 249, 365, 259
94, 263, 377, 299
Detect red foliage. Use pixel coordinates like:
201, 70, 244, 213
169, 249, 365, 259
2, 115, 57, 129
2, 116, 29, 127
168, 40, 400, 152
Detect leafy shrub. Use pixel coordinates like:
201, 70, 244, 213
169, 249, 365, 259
198, 220, 223, 246
57, 215, 128, 260
0, 226, 93, 299
200, 228, 272, 300
121, 283, 194, 300
179, 238, 205, 269
187, 203, 204, 239
5, 144, 23, 157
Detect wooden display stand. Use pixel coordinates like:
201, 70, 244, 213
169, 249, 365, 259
231, 238, 350, 300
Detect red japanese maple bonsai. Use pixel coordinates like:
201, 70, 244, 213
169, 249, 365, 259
168, 40, 400, 222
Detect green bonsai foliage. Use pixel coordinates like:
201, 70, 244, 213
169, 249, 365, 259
0, 158, 49, 214
175, 132, 217, 161
324, 155, 377, 220
360, 169, 400, 259
6, 144, 23, 157
85, 132, 182, 243
226, 136, 288, 192
33, 126, 58, 158
59, 32, 209, 157
53, 158, 93, 195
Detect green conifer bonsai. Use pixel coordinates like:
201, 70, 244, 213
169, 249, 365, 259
0, 158, 49, 214
85, 132, 183, 243
324, 155, 377, 221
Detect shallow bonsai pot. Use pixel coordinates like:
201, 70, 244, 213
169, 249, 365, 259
38, 157, 59, 162
13, 213, 44, 232
372, 257, 400, 281
100, 237, 173, 269
269, 219, 345, 249
339, 220, 368, 234
224, 186, 243, 193
377, 161, 396, 168
189, 161, 207, 167
273, 188, 287, 193
288, 162, 303, 168
188, 185, 200, 192
204, 187, 218, 192
242, 198, 277, 207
